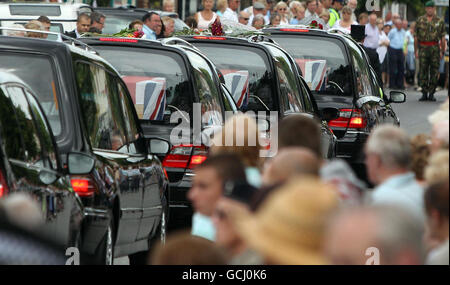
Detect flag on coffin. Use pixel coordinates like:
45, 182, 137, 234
122, 76, 167, 120
221, 70, 249, 109
295, 59, 327, 91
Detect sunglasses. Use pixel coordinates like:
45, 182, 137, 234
279, 8, 287, 11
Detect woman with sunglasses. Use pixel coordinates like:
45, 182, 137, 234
274, 1, 289, 25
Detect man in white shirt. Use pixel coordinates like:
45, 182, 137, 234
364, 13, 380, 50
305, 0, 318, 18
222, 0, 240, 23
365, 125, 425, 224
347, 0, 358, 22
188, 154, 247, 241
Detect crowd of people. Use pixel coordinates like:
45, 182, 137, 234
146, 97, 450, 265
183, 0, 447, 100
6, 0, 448, 101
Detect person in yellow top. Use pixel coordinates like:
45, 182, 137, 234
328, 0, 345, 28
414, 1, 446, 102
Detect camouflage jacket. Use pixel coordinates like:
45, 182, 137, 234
415, 15, 445, 43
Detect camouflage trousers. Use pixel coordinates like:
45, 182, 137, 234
418, 45, 440, 93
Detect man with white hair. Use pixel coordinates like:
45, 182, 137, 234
430, 120, 449, 153
325, 205, 425, 265
364, 125, 425, 223
428, 99, 449, 152
162, 0, 175, 13
347, 0, 358, 22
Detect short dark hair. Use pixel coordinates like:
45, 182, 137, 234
90, 11, 105, 24
150, 231, 227, 265
195, 153, 247, 184
37, 15, 50, 24
425, 179, 449, 219
185, 16, 198, 29
142, 12, 159, 23
77, 12, 91, 23
278, 114, 322, 157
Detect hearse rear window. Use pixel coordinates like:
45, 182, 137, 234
94, 46, 191, 122
9, 5, 62, 16
194, 43, 275, 111
269, 35, 352, 96
0, 54, 62, 136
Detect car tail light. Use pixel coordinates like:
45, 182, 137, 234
193, 36, 226, 40
189, 146, 208, 169
328, 109, 367, 129
279, 28, 310, 32
162, 145, 208, 169
70, 176, 97, 197
99, 38, 138, 43
0, 170, 8, 198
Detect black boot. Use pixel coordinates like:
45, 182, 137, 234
428, 92, 436, 102
419, 92, 428, 101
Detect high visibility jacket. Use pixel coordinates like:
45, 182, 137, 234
328, 8, 340, 28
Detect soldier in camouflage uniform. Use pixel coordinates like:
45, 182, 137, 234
415, 1, 446, 101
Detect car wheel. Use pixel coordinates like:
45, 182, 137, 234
93, 215, 115, 265
156, 191, 168, 246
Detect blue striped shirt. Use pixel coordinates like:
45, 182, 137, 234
388, 28, 406, 50
143, 24, 156, 40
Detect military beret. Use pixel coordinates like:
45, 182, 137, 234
425, 1, 435, 7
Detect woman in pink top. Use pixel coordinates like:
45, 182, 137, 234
195, 0, 218, 31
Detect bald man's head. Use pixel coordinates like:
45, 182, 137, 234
262, 147, 320, 186
369, 13, 377, 26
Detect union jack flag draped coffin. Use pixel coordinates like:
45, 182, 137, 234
221, 70, 249, 109
295, 59, 328, 91
122, 76, 167, 121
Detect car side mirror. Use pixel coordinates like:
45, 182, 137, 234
389, 91, 406, 103
320, 107, 340, 121
67, 152, 95, 175
148, 138, 170, 155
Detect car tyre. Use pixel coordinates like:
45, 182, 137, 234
92, 214, 115, 265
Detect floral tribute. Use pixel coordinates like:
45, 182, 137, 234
112, 28, 144, 38
174, 18, 263, 38
81, 28, 144, 38
210, 18, 224, 36
310, 20, 324, 30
